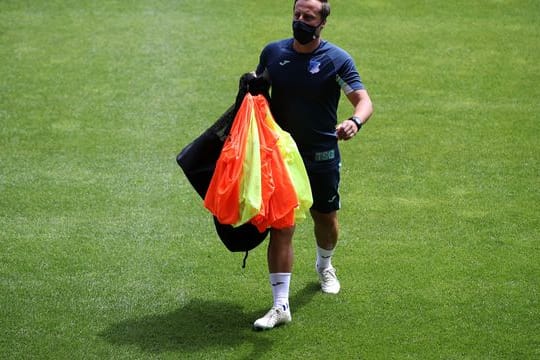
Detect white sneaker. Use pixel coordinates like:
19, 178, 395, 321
317, 266, 341, 294
253, 306, 292, 330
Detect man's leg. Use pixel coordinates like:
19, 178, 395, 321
253, 226, 294, 330
311, 209, 338, 250
267, 226, 294, 273
311, 209, 341, 294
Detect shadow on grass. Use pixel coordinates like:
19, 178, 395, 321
99, 282, 320, 358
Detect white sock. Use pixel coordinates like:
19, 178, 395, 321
316, 246, 335, 271
270, 273, 290, 311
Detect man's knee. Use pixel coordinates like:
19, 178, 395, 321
270, 226, 295, 242
310, 209, 338, 227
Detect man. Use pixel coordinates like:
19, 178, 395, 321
252, 0, 373, 330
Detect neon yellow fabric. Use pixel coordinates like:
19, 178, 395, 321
237, 103, 262, 225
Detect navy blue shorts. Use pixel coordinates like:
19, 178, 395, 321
302, 148, 341, 214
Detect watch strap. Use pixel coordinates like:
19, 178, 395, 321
349, 116, 362, 130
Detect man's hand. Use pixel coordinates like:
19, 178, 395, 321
336, 119, 358, 140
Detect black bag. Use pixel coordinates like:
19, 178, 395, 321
176, 73, 271, 266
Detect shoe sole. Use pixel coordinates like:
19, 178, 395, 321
253, 319, 291, 331
321, 286, 340, 294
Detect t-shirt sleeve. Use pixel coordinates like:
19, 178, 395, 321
336, 56, 364, 94
255, 45, 270, 77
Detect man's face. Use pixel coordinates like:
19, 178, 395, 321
293, 0, 324, 27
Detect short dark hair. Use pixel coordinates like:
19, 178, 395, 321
293, 0, 331, 21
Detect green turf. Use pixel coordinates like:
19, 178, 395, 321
1, 0, 538, 358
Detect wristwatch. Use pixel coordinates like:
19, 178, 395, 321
349, 116, 363, 131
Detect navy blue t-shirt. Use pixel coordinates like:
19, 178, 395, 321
256, 38, 364, 154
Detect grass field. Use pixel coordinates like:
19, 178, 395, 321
1, 0, 538, 359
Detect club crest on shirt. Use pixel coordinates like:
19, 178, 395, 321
308, 59, 321, 74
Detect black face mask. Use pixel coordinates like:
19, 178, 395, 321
292, 20, 322, 45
